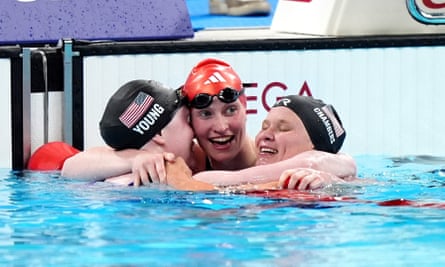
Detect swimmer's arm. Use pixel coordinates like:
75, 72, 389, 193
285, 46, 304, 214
193, 168, 269, 186
165, 159, 277, 191
105, 173, 134, 185
165, 157, 216, 191
61, 146, 139, 181
167, 174, 216, 191
193, 150, 357, 186
295, 150, 357, 179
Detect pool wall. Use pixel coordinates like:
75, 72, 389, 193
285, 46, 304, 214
80, 45, 445, 158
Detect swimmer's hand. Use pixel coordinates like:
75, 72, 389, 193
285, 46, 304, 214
165, 157, 215, 191
278, 168, 345, 190
131, 152, 176, 187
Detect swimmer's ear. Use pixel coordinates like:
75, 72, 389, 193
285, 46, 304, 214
152, 133, 166, 146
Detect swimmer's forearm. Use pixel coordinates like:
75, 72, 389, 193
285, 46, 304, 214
193, 151, 358, 185
169, 178, 216, 191
193, 169, 275, 186
301, 151, 357, 179
61, 146, 139, 181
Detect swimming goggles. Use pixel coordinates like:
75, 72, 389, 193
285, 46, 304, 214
189, 87, 244, 109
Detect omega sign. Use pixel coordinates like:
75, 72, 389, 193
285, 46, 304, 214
244, 81, 313, 114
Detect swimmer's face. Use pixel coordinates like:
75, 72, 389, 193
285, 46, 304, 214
190, 97, 248, 164
255, 107, 314, 166
162, 107, 195, 166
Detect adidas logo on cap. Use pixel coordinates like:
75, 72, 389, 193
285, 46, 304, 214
203, 71, 227, 85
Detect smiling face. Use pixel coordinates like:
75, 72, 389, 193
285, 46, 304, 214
255, 106, 314, 166
190, 97, 248, 165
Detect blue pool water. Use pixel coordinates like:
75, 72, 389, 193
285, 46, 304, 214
1, 155, 444, 266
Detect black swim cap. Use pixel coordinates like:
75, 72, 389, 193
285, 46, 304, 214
100, 79, 184, 150
272, 95, 346, 153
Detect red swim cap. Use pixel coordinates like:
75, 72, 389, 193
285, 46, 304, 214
182, 58, 243, 102
27, 141, 80, 171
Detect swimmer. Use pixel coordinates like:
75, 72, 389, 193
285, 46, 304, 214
62, 79, 206, 188
165, 95, 354, 191
63, 59, 356, 187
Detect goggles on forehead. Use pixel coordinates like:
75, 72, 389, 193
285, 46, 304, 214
189, 87, 244, 109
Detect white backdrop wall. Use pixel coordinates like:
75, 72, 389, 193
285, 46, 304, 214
83, 47, 445, 157
0, 59, 12, 168
30, 92, 65, 154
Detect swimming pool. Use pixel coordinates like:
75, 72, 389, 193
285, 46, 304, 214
1, 155, 444, 266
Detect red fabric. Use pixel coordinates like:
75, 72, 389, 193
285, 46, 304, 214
27, 141, 80, 171
247, 190, 445, 209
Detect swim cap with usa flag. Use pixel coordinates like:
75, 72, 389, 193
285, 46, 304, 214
100, 79, 184, 150
273, 95, 346, 153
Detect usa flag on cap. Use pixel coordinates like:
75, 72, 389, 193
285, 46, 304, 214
119, 92, 154, 128
321, 105, 345, 138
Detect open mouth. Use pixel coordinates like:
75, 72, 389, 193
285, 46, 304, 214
259, 146, 278, 154
209, 135, 235, 145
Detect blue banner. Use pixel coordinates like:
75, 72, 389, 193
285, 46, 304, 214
0, 0, 193, 45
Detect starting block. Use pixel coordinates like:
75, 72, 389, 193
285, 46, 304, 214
271, 0, 445, 36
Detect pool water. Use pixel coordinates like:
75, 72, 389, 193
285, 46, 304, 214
1, 155, 444, 266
